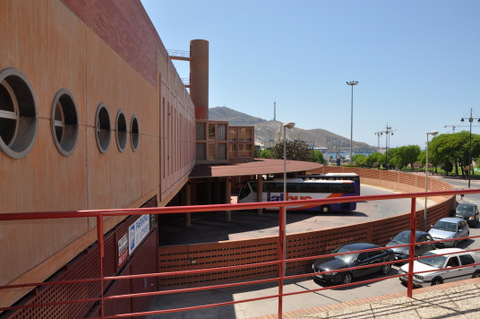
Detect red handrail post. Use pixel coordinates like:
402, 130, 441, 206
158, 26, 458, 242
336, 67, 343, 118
97, 215, 105, 318
407, 197, 416, 298
278, 206, 286, 319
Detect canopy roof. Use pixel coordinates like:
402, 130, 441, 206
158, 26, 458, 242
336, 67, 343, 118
189, 158, 323, 178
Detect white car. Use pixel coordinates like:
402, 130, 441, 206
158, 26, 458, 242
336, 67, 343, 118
399, 248, 480, 287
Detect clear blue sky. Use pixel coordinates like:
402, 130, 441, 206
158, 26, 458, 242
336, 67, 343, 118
141, 0, 480, 149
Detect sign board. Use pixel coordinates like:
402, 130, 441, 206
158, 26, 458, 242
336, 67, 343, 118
118, 233, 128, 267
128, 214, 150, 255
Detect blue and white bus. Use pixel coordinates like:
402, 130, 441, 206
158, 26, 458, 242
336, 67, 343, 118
298, 173, 360, 195
237, 178, 358, 213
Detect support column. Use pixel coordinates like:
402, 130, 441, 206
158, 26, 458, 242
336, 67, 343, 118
225, 177, 232, 221
185, 182, 192, 226
257, 174, 263, 215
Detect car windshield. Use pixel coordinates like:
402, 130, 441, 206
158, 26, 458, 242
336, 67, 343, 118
418, 252, 447, 268
457, 205, 474, 214
391, 232, 411, 244
433, 221, 457, 232
334, 246, 360, 263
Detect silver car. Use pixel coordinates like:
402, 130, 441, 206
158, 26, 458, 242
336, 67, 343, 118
428, 217, 469, 248
399, 248, 480, 287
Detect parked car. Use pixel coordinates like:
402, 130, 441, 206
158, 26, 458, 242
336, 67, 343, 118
398, 248, 480, 287
386, 230, 436, 261
455, 202, 479, 227
312, 243, 395, 285
428, 217, 469, 247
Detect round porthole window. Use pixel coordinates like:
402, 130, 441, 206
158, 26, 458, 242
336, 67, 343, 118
130, 115, 139, 151
0, 68, 38, 159
116, 109, 127, 152
51, 89, 78, 156
95, 103, 111, 153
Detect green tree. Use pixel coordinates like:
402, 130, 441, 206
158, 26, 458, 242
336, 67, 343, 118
456, 131, 480, 177
352, 154, 367, 167
383, 148, 395, 169
258, 149, 272, 158
429, 132, 480, 177
366, 152, 384, 168
270, 140, 315, 162
428, 134, 456, 176
388, 148, 402, 170
312, 150, 327, 164
390, 145, 420, 170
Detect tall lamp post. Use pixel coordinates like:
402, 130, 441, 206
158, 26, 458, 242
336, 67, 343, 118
375, 124, 396, 169
424, 131, 438, 231
283, 122, 295, 199
282, 122, 295, 274
460, 108, 480, 188
346, 81, 358, 162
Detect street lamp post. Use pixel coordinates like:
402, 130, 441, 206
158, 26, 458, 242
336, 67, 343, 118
375, 124, 396, 169
424, 131, 438, 231
283, 122, 295, 199
460, 108, 480, 188
282, 122, 295, 274
385, 125, 392, 169
346, 81, 358, 162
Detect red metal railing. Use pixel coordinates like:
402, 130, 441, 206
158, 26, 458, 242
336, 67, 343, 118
1, 188, 480, 318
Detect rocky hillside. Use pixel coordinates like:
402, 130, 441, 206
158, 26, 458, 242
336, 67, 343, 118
209, 107, 376, 153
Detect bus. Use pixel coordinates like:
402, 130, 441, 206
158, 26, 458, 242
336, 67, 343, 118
237, 178, 358, 213
298, 173, 360, 195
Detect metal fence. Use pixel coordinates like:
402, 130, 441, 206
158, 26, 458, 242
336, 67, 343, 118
1, 188, 479, 318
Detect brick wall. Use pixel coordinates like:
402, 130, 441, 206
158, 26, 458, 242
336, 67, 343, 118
61, 0, 163, 86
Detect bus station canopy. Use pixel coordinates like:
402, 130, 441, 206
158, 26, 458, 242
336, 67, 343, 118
189, 158, 323, 179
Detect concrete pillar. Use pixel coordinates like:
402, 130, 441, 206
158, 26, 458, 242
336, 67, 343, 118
225, 178, 232, 221
185, 182, 192, 226
190, 39, 209, 120
257, 175, 263, 215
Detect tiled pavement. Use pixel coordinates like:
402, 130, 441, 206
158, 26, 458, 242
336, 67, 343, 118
253, 278, 480, 319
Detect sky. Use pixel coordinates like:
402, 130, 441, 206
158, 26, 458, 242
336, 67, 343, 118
140, 0, 480, 149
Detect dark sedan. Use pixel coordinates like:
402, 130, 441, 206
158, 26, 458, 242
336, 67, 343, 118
386, 230, 436, 261
456, 202, 479, 227
312, 243, 395, 285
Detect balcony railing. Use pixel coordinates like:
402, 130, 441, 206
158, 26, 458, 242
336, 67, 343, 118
1, 188, 479, 318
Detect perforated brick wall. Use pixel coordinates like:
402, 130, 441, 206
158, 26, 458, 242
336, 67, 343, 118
157, 168, 456, 288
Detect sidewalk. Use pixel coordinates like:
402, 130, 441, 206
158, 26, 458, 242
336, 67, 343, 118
254, 278, 480, 319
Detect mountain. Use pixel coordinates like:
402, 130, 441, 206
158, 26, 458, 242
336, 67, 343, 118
209, 106, 377, 153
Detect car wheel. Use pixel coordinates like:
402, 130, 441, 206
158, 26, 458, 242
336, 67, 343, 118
380, 263, 392, 274
320, 205, 330, 214
472, 270, 480, 279
431, 277, 443, 286
341, 272, 353, 285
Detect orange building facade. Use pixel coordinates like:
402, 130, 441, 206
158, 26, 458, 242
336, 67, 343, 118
0, 0, 233, 310
0, 0, 262, 313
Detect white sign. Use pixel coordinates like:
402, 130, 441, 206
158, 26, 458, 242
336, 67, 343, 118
118, 233, 128, 267
128, 214, 150, 255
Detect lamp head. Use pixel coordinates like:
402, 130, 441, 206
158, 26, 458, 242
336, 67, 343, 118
283, 122, 295, 129
427, 131, 439, 136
